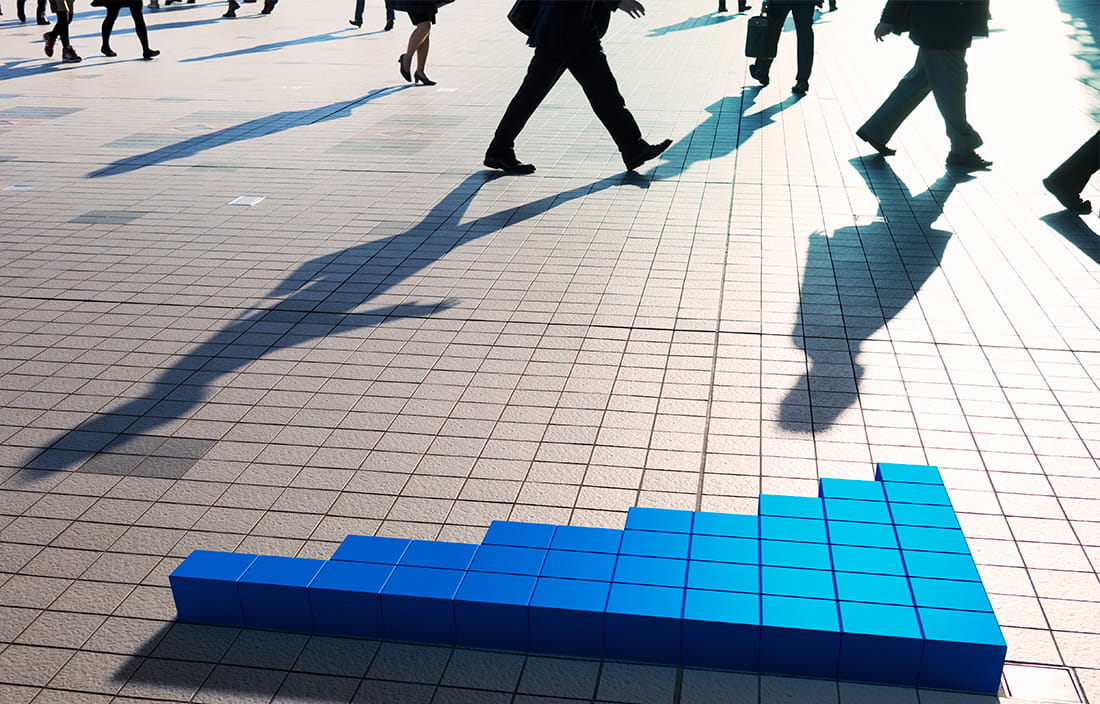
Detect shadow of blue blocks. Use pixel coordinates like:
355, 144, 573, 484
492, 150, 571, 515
169, 461, 1007, 694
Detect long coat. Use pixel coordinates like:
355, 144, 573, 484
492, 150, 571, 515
880, 0, 990, 50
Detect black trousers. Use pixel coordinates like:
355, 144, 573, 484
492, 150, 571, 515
1047, 130, 1100, 195
753, 1, 815, 83
489, 43, 642, 156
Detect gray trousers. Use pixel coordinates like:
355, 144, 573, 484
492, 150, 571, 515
859, 47, 982, 153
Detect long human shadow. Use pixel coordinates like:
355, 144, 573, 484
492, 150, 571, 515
21, 171, 636, 480
85, 86, 407, 178
780, 158, 972, 431
649, 86, 798, 181
1041, 211, 1100, 266
647, 12, 736, 36
1056, 0, 1100, 120
181, 28, 361, 63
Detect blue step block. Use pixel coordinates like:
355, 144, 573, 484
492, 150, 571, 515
819, 478, 886, 502
762, 566, 836, 600
454, 571, 537, 650
761, 540, 832, 570
826, 520, 899, 549
831, 545, 906, 576
551, 525, 622, 553
823, 497, 893, 524
331, 535, 410, 564
620, 529, 690, 559
689, 534, 758, 564
895, 525, 971, 554
308, 560, 393, 638
917, 608, 1007, 693
687, 560, 759, 594
604, 582, 684, 663
910, 577, 993, 612
399, 540, 477, 570
529, 577, 610, 658
483, 521, 557, 549
834, 571, 913, 606
883, 481, 953, 506
380, 565, 465, 644
613, 555, 687, 588
889, 502, 961, 530
838, 601, 923, 686
760, 515, 828, 543
237, 555, 326, 632
760, 595, 841, 679
903, 550, 982, 582
759, 494, 824, 519
169, 550, 258, 626
875, 463, 943, 485
681, 589, 760, 670
541, 549, 616, 582
469, 544, 547, 576
625, 506, 693, 533
692, 511, 758, 538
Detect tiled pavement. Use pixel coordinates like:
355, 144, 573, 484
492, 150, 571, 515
1, 0, 1099, 702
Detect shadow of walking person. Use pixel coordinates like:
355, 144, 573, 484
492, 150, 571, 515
19, 171, 636, 482
1041, 211, 1100, 266
780, 157, 973, 431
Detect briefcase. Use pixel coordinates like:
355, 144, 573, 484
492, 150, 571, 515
745, 11, 773, 58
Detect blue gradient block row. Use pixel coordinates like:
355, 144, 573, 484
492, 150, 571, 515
169, 462, 1006, 693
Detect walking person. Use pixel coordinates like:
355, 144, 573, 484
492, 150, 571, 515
748, 0, 820, 95
351, 0, 394, 30
43, 0, 80, 63
223, 0, 276, 18
18, 0, 51, 24
394, 1, 453, 86
484, 0, 672, 174
92, 0, 159, 59
717, 1, 752, 11
1043, 130, 1100, 214
855, 0, 992, 171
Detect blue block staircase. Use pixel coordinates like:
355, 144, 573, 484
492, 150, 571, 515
169, 462, 1006, 692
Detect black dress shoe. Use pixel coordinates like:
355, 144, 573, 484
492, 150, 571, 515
484, 153, 536, 174
623, 138, 672, 171
855, 128, 896, 156
384, 18, 394, 30
1043, 176, 1092, 213
946, 150, 992, 171
792, 80, 809, 95
748, 63, 769, 87
349, 18, 362, 27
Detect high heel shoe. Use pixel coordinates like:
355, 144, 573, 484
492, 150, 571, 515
101, 45, 117, 57
398, 54, 411, 82
413, 71, 436, 86
143, 48, 160, 59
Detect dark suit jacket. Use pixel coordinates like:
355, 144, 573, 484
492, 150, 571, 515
530, 0, 620, 51
880, 0, 989, 50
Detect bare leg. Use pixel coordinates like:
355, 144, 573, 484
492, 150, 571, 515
415, 33, 429, 73
402, 21, 430, 74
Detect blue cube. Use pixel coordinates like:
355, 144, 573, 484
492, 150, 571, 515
398, 540, 477, 570
822, 497, 893, 524
758, 494, 824, 519
169, 550, 258, 626
625, 506, 693, 533
331, 535, 410, 564
237, 555, 326, 632
761, 566, 836, 600
541, 549, 616, 582
454, 571, 537, 650
826, 520, 899, 549
687, 561, 759, 593
834, 572, 913, 606
620, 529, 690, 559
819, 478, 885, 501
760, 595, 841, 678
760, 540, 832, 570
682, 589, 760, 670
910, 577, 993, 612
760, 516, 828, 543
529, 577, 610, 658
483, 521, 557, 549
308, 560, 393, 638
902, 550, 981, 582
917, 608, 1006, 693
380, 565, 465, 644
895, 525, 971, 554
613, 555, 688, 588
889, 503, 960, 529
883, 481, 952, 506
692, 511, 759, 538
604, 582, 684, 663
831, 545, 906, 576
875, 463, 942, 485
838, 601, 923, 686
689, 534, 758, 564
469, 544, 547, 576
551, 525, 622, 553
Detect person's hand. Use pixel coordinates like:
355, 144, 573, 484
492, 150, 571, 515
618, 0, 645, 18
873, 22, 893, 41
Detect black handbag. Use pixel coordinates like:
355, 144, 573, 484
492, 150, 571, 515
508, 0, 540, 36
745, 4, 774, 58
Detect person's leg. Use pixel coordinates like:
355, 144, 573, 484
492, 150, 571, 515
402, 21, 430, 75
38, 0, 49, 22
920, 47, 982, 155
351, 0, 364, 24
791, 3, 814, 86
100, 5, 119, 55
18, 0, 26, 22
1044, 130, 1100, 212
487, 50, 567, 157
223, 0, 238, 17
751, 3, 789, 84
566, 45, 643, 155
130, 2, 157, 56
385, 0, 394, 21
858, 55, 931, 147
